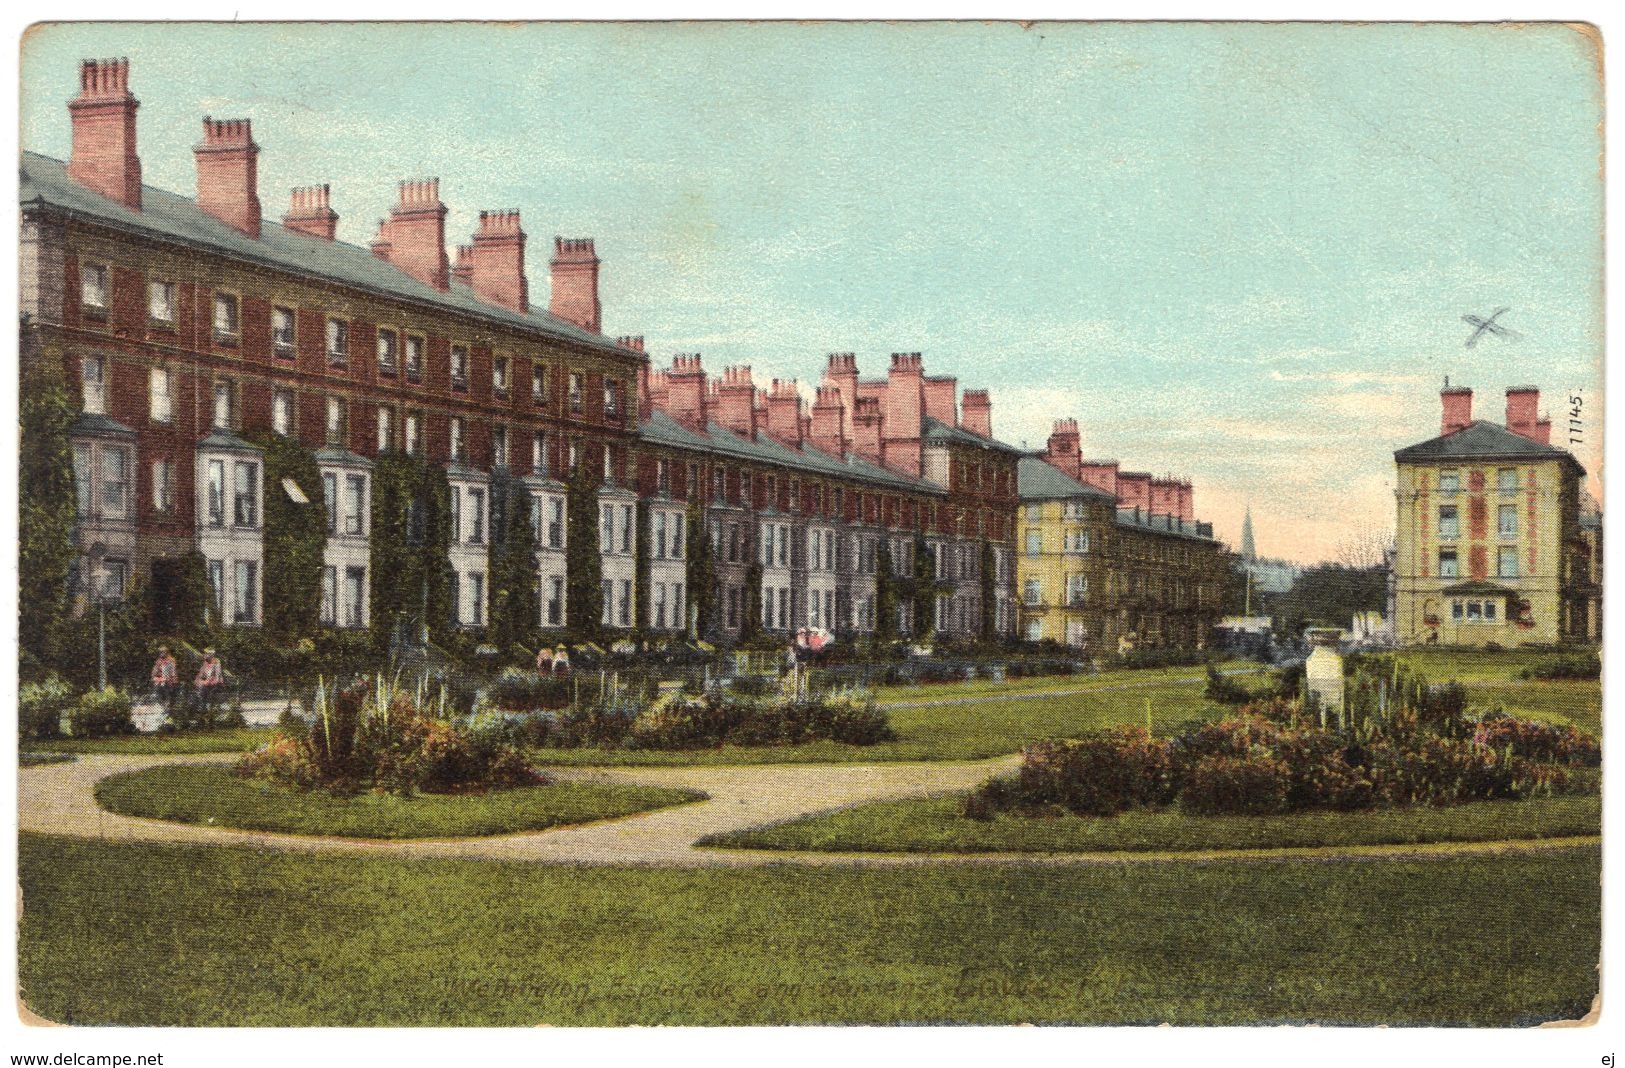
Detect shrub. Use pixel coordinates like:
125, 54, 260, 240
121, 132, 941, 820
1017, 727, 1175, 816
963, 776, 1020, 821
69, 686, 136, 738
19, 674, 73, 740
1203, 663, 1254, 705
491, 668, 571, 712
1520, 652, 1602, 681
1365, 735, 1515, 807
239, 673, 544, 796
1472, 713, 1600, 767
1180, 753, 1292, 816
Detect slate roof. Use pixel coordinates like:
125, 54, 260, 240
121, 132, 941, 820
71, 411, 135, 437
314, 445, 372, 467
197, 428, 262, 452
1394, 420, 1584, 473
638, 409, 944, 495
1016, 455, 1116, 502
20, 151, 629, 356
1115, 507, 1216, 543
921, 416, 1023, 455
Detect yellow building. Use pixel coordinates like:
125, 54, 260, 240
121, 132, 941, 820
1015, 456, 1225, 655
1394, 385, 1596, 647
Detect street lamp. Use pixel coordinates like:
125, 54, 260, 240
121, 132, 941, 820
90, 558, 110, 690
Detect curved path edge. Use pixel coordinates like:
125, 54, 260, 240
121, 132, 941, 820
19, 752, 1598, 869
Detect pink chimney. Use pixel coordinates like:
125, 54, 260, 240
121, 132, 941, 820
283, 184, 338, 240
68, 58, 142, 211
550, 237, 600, 333
470, 210, 528, 313
1441, 386, 1473, 436
961, 389, 992, 438
716, 365, 758, 439
810, 386, 848, 458
766, 379, 804, 448
195, 118, 261, 237
666, 354, 709, 431
375, 179, 450, 291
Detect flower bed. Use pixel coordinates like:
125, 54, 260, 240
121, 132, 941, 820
237, 675, 543, 796
967, 707, 1599, 821
490, 686, 894, 752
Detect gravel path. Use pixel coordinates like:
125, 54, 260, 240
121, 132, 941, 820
18, 752, 1596, 869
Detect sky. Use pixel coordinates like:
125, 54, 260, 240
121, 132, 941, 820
20, 21, 1604, 563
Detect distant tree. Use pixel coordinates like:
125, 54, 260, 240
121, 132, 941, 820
980, 540, 998, 641
1275, 563, 1388, 636
488, 468, 540, 651
564, 465, 603, 640
19, 351, 76, 670
1334, 520, 1396, 570
875, 536, 900, 641
249, 431, 326, 639
684, 499, 715, 637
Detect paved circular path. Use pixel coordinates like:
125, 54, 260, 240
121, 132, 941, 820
18, 752, 1596, 869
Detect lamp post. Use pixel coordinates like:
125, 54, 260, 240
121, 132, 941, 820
91, 561, 110, 690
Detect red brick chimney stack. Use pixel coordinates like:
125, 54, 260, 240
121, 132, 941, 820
550, 237, 601, 333
194, 118, 262, 237
810, 386, 848, 458
617, 336, 645, 352
852, 397, 885, 465
283, 184, 338, 240
376, 179, 450, 291
923, 375, 958, 427
68, 58, 142, 211
1043, 417, 1082, 477
666, 354, 709, 431
1441, 386, 1473, 436
451, 245, 474, 285
766, 379, 804, 448
715, 366, 758, 439
961, 389, 992, 438
822, 353, 860, 441
1504, 386, 1538, 438
469, 210, 528, 313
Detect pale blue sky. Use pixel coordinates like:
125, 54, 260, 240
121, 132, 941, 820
21, 22, 1603, 562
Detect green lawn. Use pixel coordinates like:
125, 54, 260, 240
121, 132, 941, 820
866, 662, 1244, 704
18, 752, 74, 767
94, 764, 703, 840
21, 726, 276, 755
527, 679, 1219, 766
705, 791, 1601, 854
17, 833, 1598, 1026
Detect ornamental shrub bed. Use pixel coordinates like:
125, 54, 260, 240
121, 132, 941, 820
1520, 652, 1602, 681
967, 705, 1599, 821
237, 675, 543, 796
68, 687, 136, 739
19, 675, 73, 740
490, 687, 894, 752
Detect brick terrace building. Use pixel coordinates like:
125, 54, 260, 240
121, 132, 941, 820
22, 58, 1024, 644
1017, 421, 1226, 653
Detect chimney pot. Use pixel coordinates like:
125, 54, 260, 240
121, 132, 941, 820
1441, 385, 1474, 436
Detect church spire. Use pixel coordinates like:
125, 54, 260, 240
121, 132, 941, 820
1240, 505, 1256, 565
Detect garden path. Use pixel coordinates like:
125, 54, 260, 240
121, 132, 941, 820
18, 753, 1595, 869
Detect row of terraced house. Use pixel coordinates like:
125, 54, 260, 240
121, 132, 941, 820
21, 58, 1227, 652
